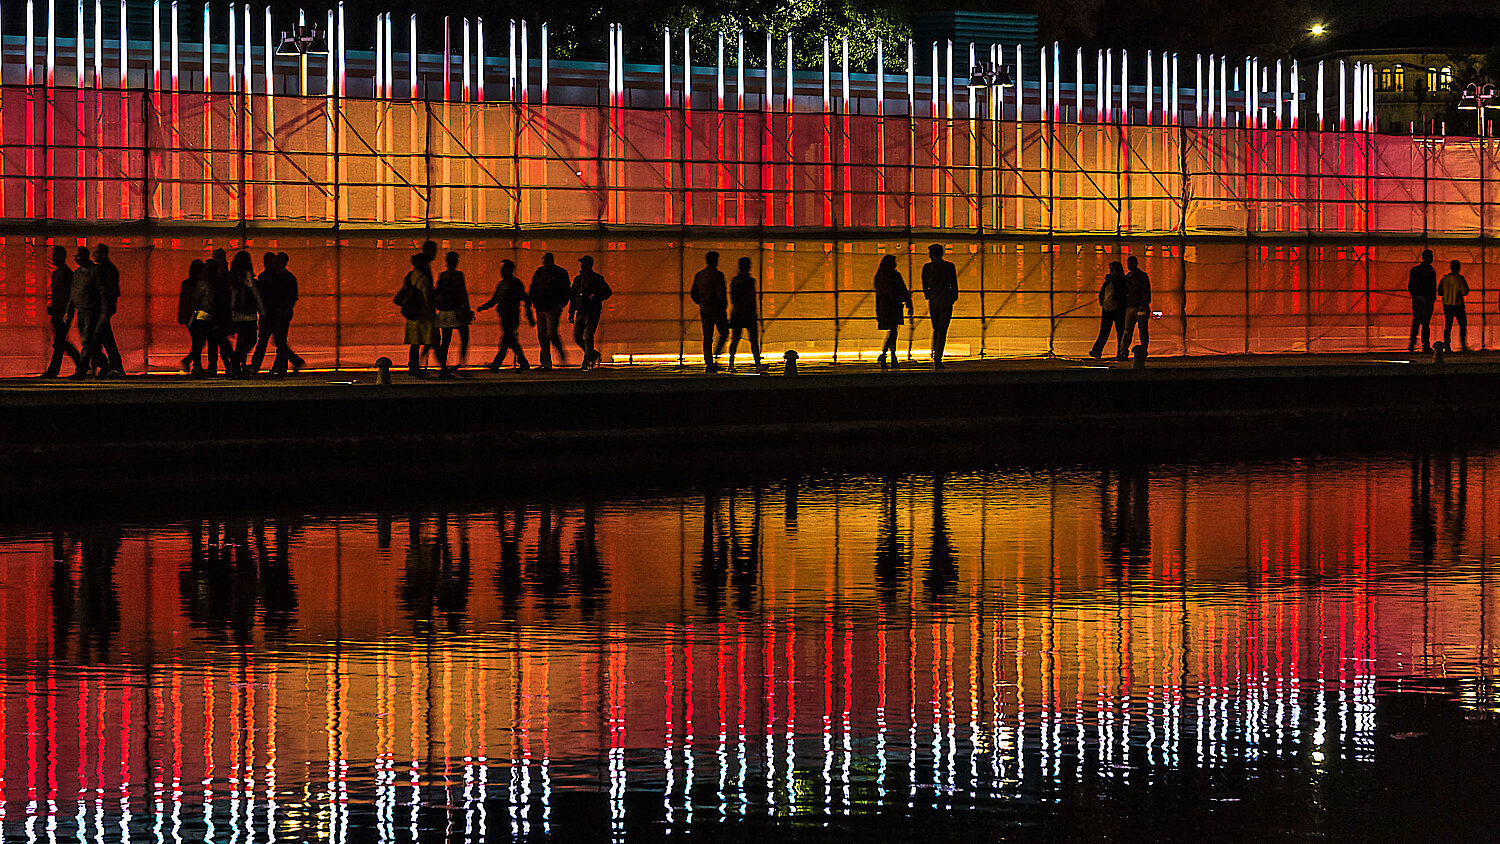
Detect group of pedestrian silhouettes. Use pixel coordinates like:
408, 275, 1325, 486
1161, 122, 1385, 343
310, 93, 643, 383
394, 240, 614, 376
44, 241, 1494, 380
1408, 249, 1473, 353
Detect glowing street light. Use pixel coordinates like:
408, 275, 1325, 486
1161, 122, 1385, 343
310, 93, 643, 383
1309, 22, 1328, 37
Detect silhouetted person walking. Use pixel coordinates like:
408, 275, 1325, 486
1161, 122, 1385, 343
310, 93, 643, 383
691, 251, 730, 372
395, 253, 439, 375
1091, 261, 1127, 359
93, 244, 124, 375
1408, 249, 1438, 353
920, 243, 958, 368
1440, 258, 1471, 351
727, 257, 763, 373
529, 253, 570, 369
569, 255, 612, 369
186, 259, 235, 376
175, 259, 201, 372
251, 253, 303, 375
68, 246, 103, 379
227, 251, 264, 377
1118, 255, 1151, 360
435, 251, 474, 378
478, 258, 532, 371
874, 254, 912, 369
41, 245, 80, 378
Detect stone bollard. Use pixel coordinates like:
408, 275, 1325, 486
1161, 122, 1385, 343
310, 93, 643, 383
1132, 345, 1147, 369
783, 350, 799, 376
376, 357, 393, 385
1432, 342, 1446, 365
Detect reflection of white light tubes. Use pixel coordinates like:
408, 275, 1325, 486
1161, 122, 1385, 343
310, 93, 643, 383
539, 21, 548, 103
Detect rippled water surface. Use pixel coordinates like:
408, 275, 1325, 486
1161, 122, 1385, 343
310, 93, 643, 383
4, 452, 1500, 841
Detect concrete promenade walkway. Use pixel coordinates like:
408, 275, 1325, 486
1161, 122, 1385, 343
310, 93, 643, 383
4, 350, 1500, 503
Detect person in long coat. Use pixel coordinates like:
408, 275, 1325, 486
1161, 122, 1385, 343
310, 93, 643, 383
397, 253, 439, 376
874, 254, 912, 369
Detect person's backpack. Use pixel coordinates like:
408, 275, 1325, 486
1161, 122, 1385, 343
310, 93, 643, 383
394, 283, 423, 320
232, 282, 259, 316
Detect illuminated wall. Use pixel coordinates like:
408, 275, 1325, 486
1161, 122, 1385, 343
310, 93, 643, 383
1, 232, 1497, 375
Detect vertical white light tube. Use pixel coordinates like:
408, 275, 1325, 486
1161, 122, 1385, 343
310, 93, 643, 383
513, 20, 520, 102
1075, 48, 1083, 122
539, 21, 547, 102
1014, 43, 1023, 119
765, 33, 773, 110
682, 26, 689, 109
25, 0, 34, 87
1039, 46, 1048, 120
1206, 55, 1214, 126
476, 17, 484, 101
1193, 53, 1201, 126
324, 8, 332, 96
1290, 60, 1299, 129
607, 23, 615, 104
442, 16, 450, 101
412, 15, 420, 99
170, 0, 179, 90
150, 0, 159, 90
1052, 43, 1060, 121
1145, 51, 1153, 123
1104, 49, 1112, 122
966, 43, 974, 119
906, 40, 914, 115
1171, 54, 1179, 124
94, 0, 104, 87
463, 18, 471, 102
931, 41, 939, 117
375, 13, 384, 96
202, 4, 211, 92
875, 37, 884, 109
785, 34, 792, 113
1095, 49, 1103, 122
821, 36, 829, 112
717, 32, 724, 110
118, 0, 127, 87
47, 0, 56, 87
841, 36, 849, 112
1338, 60, 1346, 130
1274, 59, 1283, 128
226, 3, 236, 92
661, 27, 669, 107
736, 31, 744, 110
263, 6, 272, 96
1219, 56, 1228, 127
76, 0, 85, 86
1120, 49, 1127, 122
242, 3, 251, 95
945, 39, 953, 118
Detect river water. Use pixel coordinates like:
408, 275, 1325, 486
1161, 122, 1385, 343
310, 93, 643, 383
3, 450, 1499, 841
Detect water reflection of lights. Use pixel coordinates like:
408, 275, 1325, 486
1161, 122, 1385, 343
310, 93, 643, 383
3, 455, 1499, 837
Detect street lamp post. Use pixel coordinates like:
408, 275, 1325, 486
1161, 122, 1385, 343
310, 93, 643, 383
1458, 83, 1498, 137
967, 60, 1013, 233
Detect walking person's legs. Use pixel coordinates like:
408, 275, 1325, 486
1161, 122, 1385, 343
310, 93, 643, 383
186, 321, 208, 373
1444, 306, 1456, 349
437, 328, 454, 376
1117, 309, 1136, 360
1090, 310, 1116, 358
44, 314, 80, 376
99, 318, 123, 374
1135, 311, 1150, 357
71, 310, 100, 377
749, 327, 762, 370
408, 344, 423, 374
701, 318, 717, 372
1458, 305, 1469, 350
505, 328, 529, 368
233, 324, 256, 375
931, 308, 952, 367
